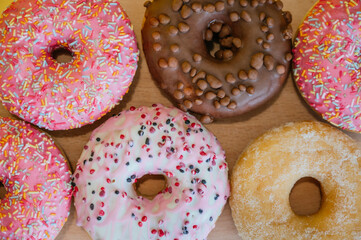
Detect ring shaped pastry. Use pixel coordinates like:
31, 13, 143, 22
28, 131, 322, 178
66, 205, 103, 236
0, 0, 139, 130
73, 104, 230, 239
142, 0, 292, 123
230, 121, 361, 239
293, 0, 361, 132
0, 117, 72, 239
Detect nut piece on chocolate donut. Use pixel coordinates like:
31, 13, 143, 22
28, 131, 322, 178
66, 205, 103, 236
142, 0, 292, 123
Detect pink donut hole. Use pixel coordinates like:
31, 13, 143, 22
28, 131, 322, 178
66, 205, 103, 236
0, 181, 5, 199
51, 46, 74, 64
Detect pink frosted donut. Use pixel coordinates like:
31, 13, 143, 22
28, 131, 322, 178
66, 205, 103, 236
0, 0, 139, 130
293, 0, 361, 132
0, 117, 72, 239
73, 104, 229, 239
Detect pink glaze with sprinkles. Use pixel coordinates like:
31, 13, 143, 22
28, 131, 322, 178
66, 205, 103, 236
73, 104, 230, 240
0, 0, 139, 130
0, 118, 72, 239
293, 0, 361, 132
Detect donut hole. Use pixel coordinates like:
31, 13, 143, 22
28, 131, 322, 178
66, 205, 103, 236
204, 21, 240, 61
289, 177, 323, 216
0, 182, 6, 199
51, 47, 74, 64
134, 174, 167, 200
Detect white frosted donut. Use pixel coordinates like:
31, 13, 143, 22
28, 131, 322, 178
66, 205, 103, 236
73, 104, 230, 239
230, 121, 361, 239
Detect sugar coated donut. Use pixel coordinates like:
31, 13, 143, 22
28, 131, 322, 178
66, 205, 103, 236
142, 0, 293, 123
0, 0, 139, 130
73, 104, 229, 239
293, 0, 361, 132
230, 121, 361, 239
0, 117, 72, 239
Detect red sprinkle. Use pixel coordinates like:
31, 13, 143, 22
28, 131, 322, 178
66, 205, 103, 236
138, 221, 143, 227
90, 169, 95, 174
142, 216, 147, 222
158, 229, 165, 237
151, 229, 157, 234
99, 210, 105, 216
99, 190, 105, 197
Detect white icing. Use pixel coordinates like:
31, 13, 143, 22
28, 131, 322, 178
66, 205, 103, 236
73, 105, 229, 239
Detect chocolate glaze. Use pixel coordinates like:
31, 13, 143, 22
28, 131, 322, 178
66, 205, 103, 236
142, 0, 292, 123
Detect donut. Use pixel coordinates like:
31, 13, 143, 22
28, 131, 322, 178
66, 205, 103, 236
73, 104, 229, 239
0, 0, 139, 130
293, 0, 361, 132
141, 0, 293, 123
230, 121, 361, 239
0, 117, 72, 239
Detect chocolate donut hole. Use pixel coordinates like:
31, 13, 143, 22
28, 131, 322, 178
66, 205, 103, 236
289, 177, 323, 216
134, 174, 167, 200
51, 47, 74, 64
204, 20, 239, 61
0, 182, 6, 199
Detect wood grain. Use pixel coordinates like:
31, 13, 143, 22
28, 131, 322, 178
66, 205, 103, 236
1, 0, 360, 239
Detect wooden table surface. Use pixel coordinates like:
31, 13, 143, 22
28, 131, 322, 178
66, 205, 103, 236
1, 0, 361, 239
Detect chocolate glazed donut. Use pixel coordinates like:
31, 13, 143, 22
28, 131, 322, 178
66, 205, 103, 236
142, 0, 292, 123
